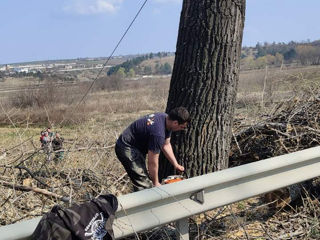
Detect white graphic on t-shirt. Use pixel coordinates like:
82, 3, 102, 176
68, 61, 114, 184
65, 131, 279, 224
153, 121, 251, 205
147, 114, 155, 126
84, 212, 107, 240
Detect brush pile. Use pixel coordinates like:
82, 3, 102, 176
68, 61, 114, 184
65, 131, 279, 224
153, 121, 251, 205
0, 134, 129, 226
230, 96, 320, 166
230, 96, 320, 205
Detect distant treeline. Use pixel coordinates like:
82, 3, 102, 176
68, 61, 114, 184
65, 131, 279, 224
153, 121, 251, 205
107, 52, 172, 77
108, 40, 320, 74
242, 39, 320, 69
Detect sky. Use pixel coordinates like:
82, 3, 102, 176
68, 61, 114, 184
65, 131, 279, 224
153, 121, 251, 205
0, 0, 319, 64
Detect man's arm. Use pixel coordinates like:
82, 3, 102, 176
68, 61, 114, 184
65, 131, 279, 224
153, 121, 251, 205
148, 151, 161, 187
162, 138, 185, 172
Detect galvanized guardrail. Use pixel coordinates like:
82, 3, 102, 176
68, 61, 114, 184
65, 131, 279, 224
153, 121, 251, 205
1, 146, 320, 240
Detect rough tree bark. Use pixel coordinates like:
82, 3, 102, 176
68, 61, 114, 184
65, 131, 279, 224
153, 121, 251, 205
159, 0, 246, 179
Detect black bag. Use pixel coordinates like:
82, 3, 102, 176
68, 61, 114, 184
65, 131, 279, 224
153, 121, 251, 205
32, 194, 118, 240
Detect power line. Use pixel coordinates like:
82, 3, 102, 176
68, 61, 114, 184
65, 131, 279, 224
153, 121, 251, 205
76, 0, 149, 108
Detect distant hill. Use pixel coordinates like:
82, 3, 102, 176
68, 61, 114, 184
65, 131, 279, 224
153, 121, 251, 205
107, 52, 175, 76
3, 39, 319, 71
241, 39, 320, 69
0, 55, 134, 68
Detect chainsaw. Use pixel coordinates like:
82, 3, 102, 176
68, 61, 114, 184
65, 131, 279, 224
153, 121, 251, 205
161, 174, 185, 184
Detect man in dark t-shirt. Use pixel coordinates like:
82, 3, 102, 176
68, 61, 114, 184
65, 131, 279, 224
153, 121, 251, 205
115, 107, 190, 191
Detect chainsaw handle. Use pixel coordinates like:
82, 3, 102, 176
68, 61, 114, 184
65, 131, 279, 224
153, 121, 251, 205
182, 171, 189, 179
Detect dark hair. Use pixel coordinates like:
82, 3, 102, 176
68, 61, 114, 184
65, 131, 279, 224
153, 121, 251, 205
168, 107, 190, 124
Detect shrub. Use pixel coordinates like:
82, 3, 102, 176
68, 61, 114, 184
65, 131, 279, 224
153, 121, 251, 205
94, 75, 124, 92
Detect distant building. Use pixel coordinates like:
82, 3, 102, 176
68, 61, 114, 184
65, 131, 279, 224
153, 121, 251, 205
14, 67, 29, 73
65, 65, 73, 69
6, 65, 12, 71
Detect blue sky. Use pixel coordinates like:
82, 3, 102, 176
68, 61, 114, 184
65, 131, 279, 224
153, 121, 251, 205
0, 0, 319, 64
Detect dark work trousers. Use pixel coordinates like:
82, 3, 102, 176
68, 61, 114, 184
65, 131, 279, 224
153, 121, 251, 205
115, 140, 153, 191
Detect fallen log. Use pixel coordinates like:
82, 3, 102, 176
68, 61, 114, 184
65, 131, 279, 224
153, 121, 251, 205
0, 180, 70, 203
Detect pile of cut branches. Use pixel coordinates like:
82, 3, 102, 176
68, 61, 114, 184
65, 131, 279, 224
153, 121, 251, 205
0, 133, 129, 226
230, 96, 320, 166
230, 95, 320, 204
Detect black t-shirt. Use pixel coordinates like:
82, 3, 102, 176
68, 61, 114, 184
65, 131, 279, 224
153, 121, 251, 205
118, 113, 171, 154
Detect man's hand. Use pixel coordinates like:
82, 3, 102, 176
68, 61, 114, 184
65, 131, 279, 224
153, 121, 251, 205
162, 139, 185, 173
154, 182, 161, 187
175, 164, 184, 173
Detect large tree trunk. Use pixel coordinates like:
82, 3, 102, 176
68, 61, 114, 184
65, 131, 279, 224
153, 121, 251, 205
159, 0, 246, 180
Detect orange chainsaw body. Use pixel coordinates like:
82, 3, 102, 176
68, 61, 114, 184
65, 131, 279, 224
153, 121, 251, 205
162, 175, 185, 184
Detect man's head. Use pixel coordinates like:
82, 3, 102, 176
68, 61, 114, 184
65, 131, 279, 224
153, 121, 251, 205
167, 107, 190, 132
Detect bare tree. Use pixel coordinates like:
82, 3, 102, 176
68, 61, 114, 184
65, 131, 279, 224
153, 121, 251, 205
160, 0, 246, 179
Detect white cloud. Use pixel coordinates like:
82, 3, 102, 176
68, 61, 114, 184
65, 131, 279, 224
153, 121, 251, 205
63, 0, 123, 15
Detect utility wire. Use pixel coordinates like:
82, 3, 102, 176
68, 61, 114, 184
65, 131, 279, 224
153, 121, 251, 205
76, 0, 149, 108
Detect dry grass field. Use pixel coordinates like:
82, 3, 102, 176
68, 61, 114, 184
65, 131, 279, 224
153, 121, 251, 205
1, 65, 320, 239
140, 56, 175, 70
